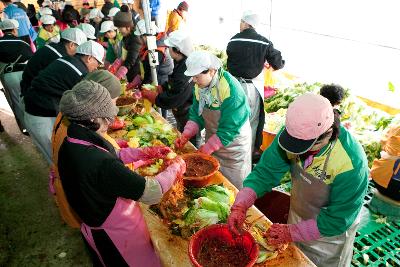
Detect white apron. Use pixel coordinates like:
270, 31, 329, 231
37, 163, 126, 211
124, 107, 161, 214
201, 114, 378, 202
201, 83, 252, 189
237, 69, 265, 151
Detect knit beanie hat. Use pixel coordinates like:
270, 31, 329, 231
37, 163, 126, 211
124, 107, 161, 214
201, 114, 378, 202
60, 80, 118, 121
113, 11, 133, 27
84, 70, 121, 99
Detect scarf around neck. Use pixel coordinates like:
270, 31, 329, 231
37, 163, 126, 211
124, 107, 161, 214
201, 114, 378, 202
198, 70, 219, 115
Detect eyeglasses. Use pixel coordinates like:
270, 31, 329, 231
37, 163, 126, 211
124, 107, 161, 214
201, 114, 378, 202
201, 69, 209, 74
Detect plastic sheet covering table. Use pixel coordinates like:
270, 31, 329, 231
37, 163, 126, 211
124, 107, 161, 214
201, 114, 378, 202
140, 110, 316, 267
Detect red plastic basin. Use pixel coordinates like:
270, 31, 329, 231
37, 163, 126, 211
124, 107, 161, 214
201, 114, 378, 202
188, 224, 259, 267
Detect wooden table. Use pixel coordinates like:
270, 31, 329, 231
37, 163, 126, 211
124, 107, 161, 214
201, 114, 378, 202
140, 110, 316, 266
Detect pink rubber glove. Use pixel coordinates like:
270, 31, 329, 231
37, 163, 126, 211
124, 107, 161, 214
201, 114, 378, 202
118, 147, 146, 163
199, 134, 223, 155
119, 146, 172, 164
174, 121, 199, 149
108, 58, 123, 74
227, 187, 257, 235
141, 89, 158, 104
266, 219, 321, 246
154, 157, 186, 193
126, 75, 142, 90
115, 66, 128, 80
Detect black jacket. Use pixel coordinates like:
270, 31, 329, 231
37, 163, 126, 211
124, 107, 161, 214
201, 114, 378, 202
142, 34, 174, 85
0, 34, 33, 65
24, 55, 88, 117
101, 2, 114, 17
58, 123, 146, 226
155, 57, 193, 110
122, 32, 142, 82
21, 42, 68, 95
226, 28, 285, 79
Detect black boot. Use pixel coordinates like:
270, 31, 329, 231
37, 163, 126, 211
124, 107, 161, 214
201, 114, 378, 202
0, 120, 4, 132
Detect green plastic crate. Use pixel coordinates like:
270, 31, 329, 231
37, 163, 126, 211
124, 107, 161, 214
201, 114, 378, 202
351, 206, 400, 266
276, 181, 400, 266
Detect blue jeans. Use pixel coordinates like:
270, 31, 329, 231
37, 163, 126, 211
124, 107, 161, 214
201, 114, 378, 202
24, 111, 55, 164
1, 71, 25, 131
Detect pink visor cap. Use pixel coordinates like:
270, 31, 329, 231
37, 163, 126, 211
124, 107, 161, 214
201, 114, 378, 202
278, 93, 334, 154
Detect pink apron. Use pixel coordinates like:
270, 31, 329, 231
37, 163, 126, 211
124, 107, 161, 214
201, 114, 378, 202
67, 137, 161, 267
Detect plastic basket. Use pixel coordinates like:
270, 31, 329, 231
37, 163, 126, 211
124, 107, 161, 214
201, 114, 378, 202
351, 183, 400, 266
351, 210, 400, 266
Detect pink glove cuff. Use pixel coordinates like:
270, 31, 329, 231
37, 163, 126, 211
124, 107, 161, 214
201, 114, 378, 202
202, 134, 223, 154
233, 187, 257, 209
154, 163, 180, 193
289, 219, 321, 242
182, 120, 199, 139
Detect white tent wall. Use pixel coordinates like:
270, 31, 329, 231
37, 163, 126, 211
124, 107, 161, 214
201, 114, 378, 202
160, 0, 400, 108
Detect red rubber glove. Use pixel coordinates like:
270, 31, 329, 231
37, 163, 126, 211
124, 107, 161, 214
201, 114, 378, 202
155, 157, 186, 193
141, 89, 159, 104
227, 187, 257, 235
174, 121, 199, 149
266, 219, 321, 246
199, 134, 223, 155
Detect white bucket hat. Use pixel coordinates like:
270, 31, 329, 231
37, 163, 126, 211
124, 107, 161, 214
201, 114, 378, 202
61, 28, 87, 45
42, 0, 52, 7
77, 23, 96, 40
164, 29, 193, 57
241, 10, 260, 28
134, 19, 159, 36
99, 21, 116, 33
108, 7, 120, 18
89, 8, 104, 19
76, 40, 105, 64
40, 15, 56, 25
184, 50, 222, 76
0, 19, 19, 30
39, 7, 52, 16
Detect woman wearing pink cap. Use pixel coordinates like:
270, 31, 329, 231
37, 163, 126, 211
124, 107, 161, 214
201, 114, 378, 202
227, 93, 369, 267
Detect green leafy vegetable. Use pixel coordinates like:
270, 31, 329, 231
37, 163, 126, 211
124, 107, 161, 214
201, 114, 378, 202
188, 184, 231, 204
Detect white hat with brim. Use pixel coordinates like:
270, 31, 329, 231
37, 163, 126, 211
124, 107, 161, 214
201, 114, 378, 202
108, 7, 120, 17
134, 19, 159, 36
40, 15, 56, 25
76, 40, 105, 64
164, 29, 193, 57
0, 19, 19, 30
89, 8, 104, 19
184, 50, 222, 76
77, 23, 96, 40
61, 28, 88, 45
39, 7, 52, 16
100, 21, 116, 33
42, 0, 52, 7
241, 10, 260, 28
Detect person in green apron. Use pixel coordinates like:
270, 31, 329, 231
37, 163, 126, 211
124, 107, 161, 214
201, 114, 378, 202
227, 93, 369, 267
174, 50, 252, 189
